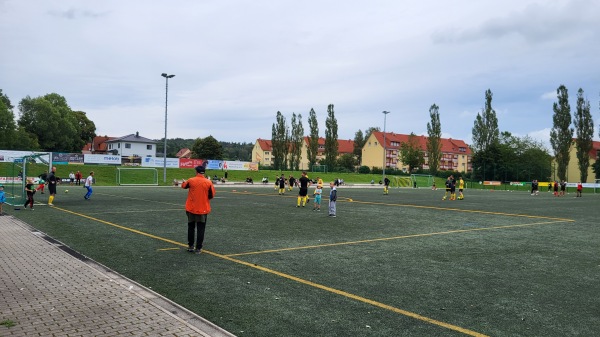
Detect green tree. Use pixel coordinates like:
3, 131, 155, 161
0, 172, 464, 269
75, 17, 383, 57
72, 110, 97, 145
337, 153, 357, 172
573, 88, 594, 182
426, 103, 442, 176
324, 104, 338, 171
472, 89, 499, 153
471, 89, 500, 181
364, 127, 380, 141
307, 108, 319, 169
549, 85, 574, 182
191, 135, 223, 159
399, 132, 425, 173
289, 113, 304, 171
17, 93, 83, 152
0, 90, 16, 149
353, 129, 365, 164
271, 111, 289, 170
11, 126, 40, 151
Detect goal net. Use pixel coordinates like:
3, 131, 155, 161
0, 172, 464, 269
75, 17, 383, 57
410, 174, 434, 189
117, 168, 159, 186
312, 165, 328, 173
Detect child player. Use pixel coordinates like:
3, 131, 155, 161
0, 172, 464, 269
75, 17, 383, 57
24, 178, 36, 210
442, 176, 451, 200
328, 181, 337, 217
278, 174, 286, 195
457, 176, 465, 200
312, 183, 322, 211
383, 176, 390, 195
0, 184, 5, 215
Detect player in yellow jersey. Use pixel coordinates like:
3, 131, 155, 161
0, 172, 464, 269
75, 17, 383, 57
383, 176, 390, 195
458, 176, 465, 200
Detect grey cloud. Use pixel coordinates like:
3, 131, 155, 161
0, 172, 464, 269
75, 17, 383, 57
431, 0, 599, 44
48, 8, 109, 20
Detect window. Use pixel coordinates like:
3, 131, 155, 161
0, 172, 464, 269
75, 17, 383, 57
118, 143, 121, 148
146, 145, 152, 150
125, 143, 131, 149
265, 151, 270, 155
108, 144, 112, 149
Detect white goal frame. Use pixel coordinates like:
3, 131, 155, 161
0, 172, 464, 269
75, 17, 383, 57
116, 168, 159, 186
410, 174, 434, 189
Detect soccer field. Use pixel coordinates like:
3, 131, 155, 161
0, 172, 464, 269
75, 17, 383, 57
8, 184, 600, 336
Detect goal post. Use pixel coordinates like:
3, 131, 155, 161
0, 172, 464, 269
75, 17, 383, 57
311, 165, 328, 173
117, 168, 159, 186
410, 174, 434, 189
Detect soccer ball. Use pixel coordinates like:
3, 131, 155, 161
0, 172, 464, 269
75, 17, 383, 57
65, 190, 69, 193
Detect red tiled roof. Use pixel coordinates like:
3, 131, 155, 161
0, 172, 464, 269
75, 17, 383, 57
302, 137, 354, 155
176, 148, 191, 158
82, 136, 115, 153
256, 138, 273, 151
372, 132, 471, 155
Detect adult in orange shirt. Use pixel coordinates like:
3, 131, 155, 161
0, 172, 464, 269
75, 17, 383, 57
181, 165, 215, 254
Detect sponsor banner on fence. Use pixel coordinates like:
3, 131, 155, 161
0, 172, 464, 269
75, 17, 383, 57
141, 157, 180, 168
0, 150, 49, 163
483, 181, 501, 186
205, 160, 224, 170
509, 182, 527, 186
223, 160, 259, 171
0, 177, 24, 184
52, 153, 84, 165
179, 158, 205, 169
84, 154, 122, 165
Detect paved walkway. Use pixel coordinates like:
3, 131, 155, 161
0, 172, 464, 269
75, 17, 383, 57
0, 214, 235, 337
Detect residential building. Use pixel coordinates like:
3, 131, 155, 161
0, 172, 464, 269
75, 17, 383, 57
176, 148, 192, 158
82, 136, 115, 154
252, 137, 355, 170
361, 132, 472, 173
104, 132, 157, 157
561, 139, 600, 183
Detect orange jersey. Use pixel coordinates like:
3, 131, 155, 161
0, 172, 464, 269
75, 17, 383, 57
181, 174, 215, 215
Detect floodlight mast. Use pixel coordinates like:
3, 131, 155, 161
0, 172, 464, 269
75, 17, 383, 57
382, 111, 390, 183
161, 73, 175, 183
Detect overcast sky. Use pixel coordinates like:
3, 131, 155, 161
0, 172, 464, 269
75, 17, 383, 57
1, 1, 599, 148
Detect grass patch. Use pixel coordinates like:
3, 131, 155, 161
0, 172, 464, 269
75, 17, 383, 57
0, 319, 16, 328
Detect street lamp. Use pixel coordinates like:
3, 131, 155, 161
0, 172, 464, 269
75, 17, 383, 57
161, 73, 175, 183
382, 111, 390, 183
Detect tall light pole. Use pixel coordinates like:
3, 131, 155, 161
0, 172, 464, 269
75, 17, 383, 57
382, 111, 390, 183
161, 73, 175, 183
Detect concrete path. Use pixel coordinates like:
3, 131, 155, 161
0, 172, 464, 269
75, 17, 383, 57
0, 214, 235, 337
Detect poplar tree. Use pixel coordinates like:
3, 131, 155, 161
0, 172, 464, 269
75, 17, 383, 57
324, 104, 338, 171
307, 108, 319, 169
573, 88, 594, 182
289, 113, 304, 171
426, 103, 442, 176
549, 85, 574, 182
271, 111, 289, 170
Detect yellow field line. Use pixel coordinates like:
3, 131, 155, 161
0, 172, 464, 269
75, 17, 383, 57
157, 247, 180, 251
226, 219, 573, 257
230, 190, 573, 221
50, 205, 488, 336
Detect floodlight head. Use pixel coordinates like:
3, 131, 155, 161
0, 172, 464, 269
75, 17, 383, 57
161, 73, 168, 77
382, 110, 390, 115
167, 74, 175, 78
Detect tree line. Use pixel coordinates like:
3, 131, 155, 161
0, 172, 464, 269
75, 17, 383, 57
270, 86, 598, 182
0, 89, 253, 160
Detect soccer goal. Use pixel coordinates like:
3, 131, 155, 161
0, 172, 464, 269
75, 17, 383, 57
312, 165, 328, 173
117, 168, 159, 186
410, 174, 434, 189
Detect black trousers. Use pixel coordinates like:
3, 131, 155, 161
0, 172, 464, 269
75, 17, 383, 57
188, 222, 207, 249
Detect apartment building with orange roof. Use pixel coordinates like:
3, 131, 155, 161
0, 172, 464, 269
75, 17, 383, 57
252, 137, 354, 170
361, 131, 472, 173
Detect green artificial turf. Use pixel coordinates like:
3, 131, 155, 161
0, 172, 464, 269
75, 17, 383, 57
7, 184, 600, 336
